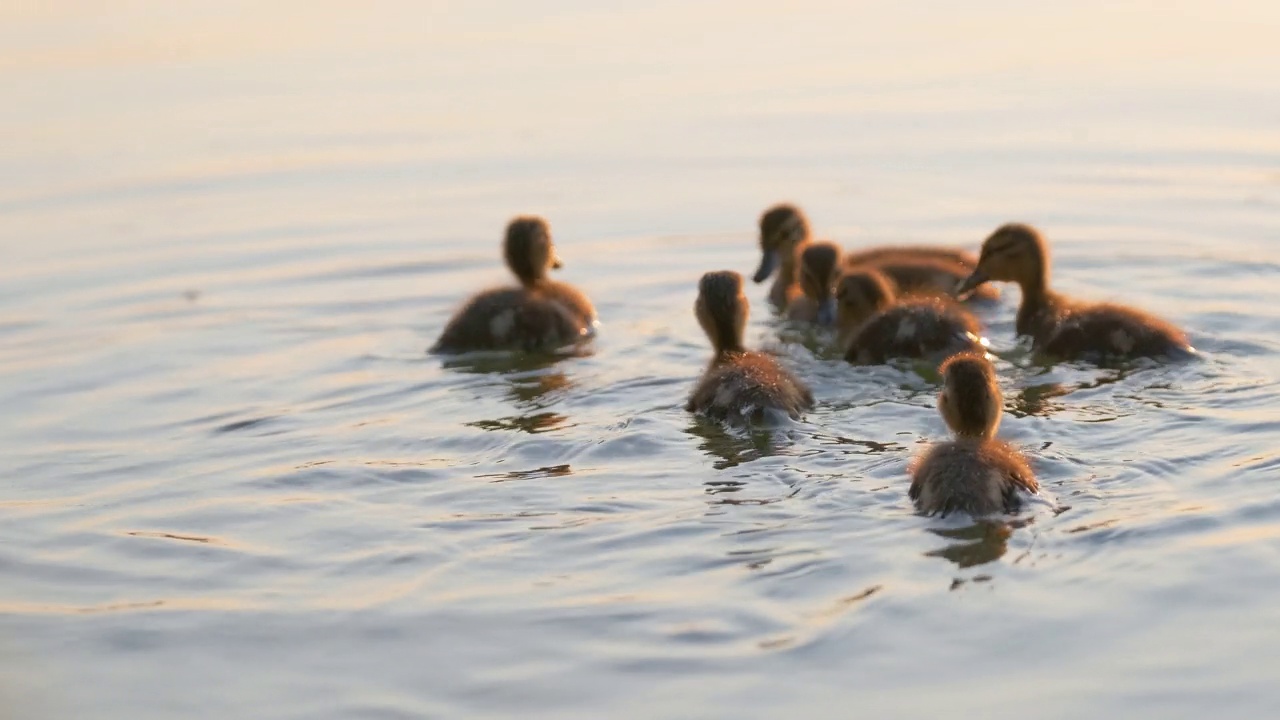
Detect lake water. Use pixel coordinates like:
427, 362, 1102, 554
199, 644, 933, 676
3, 3, 1280, 718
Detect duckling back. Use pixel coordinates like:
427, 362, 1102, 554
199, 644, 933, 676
851, 254, 999, 302
844, 296, 983, 365
909, 438, 1036, 517
432, 287, 588, 354
687, 351, 814, 423
1042, 302, 1192, 361
846, 245, 977, 268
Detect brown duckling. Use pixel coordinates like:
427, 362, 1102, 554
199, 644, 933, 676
687, 271, 815, 423
957, 223, 1192, 360
788, 241, 842, 325
753, 203, 811, 309
910, 352, 1038, 517
837, 269, 984, 365
753, 203, 992, 307
432, 216, 596, 354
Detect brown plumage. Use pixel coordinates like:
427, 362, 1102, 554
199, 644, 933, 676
910, 352, 1038, 517
687, 271, 814, 423
837, 269, 984, 365
958, 223, 1192, 361
753, 203, 991, 308
853, 253, 999, 302
432, 216, 597, 353
787, 241, 841, 324
754, 204, 811, 309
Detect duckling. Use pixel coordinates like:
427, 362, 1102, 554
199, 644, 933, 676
687, 270, 815, 423
753, 203, 811, 309
788, 241, 841, 324
753, 203, 992, 307
432, 216, 596, 353
957, 223, 1192, 360
837, 269, 984, 365
910, 352, 1038, 517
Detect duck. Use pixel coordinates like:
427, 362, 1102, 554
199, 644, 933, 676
432, 216, 596, 353
957, 223, 1192, 360
753, 203, 813, 309
752, 203, 994, 309
787, 241, 842, 325
837, 268, 984, 365
909, 352, 1038, 517
687, 270, 814, 423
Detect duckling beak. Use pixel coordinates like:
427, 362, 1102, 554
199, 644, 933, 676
752, 250, 779, 283
956, 269, 988, 297
817, 297, 837, 327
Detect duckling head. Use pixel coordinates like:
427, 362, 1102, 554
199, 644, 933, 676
937, 352, 1002, 439
753, 203, 810, 283
696, 270, 748, 356
835, 268, 895, 331
958, 223, 1049, 296
504, 215, 562, 286
799, 242, 841, 325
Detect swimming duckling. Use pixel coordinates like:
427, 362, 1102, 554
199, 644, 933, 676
910, 352, 1038, 517
957, 223, 1192, 360
687, 271, 814, 423
788, 241, 841, 325
754, 203, 811, 309
432, 216, 596, 353
753, 203, 990, 307
837, 269, 984, 365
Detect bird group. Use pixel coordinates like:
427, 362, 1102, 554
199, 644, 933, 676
432, 204, 1194, 518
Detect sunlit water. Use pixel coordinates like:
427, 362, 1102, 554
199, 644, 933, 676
3, 3, 1280, 718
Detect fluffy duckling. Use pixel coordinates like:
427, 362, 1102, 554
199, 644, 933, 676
957, 224, 1192, 360
837, 269, 984, 365
910, 352, 1038, 517
432, 216, 596, 353
687, 271, 814, 423
753, 204, 812, 309
788, 241, 841, 325
753, 203, 991, 307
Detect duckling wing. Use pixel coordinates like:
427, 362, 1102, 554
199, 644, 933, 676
1043, 303, 1190, 360
845, 300, 982, 365
433, 288, 586, 353
688, 352, 812, 423
846, 254, 998, 302
911, 440, 1036, 517
540, 280, 597, 326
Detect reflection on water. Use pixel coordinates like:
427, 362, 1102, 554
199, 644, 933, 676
4, 1, 1280, 718
1010, 382, 1071, 417
925, 520, 1019, 568
685, 418, 784, 469
467, 411, 572, 434
476, 463, 574, 483
445, 352, 577, 432
504, 370, 573, 408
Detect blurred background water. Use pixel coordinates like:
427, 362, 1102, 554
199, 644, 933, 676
2, 2, 1279, 718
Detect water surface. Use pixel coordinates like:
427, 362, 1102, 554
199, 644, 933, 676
3, 3, 1280, 718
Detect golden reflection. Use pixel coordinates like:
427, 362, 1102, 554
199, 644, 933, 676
924, 520, 1019, 568
475, 463, 573, 482
444, 351, 578, 431
504, 371, 571, 407
684, 418, 781, 469
466, 411, 571, 434
1009, 382, 1069, 417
